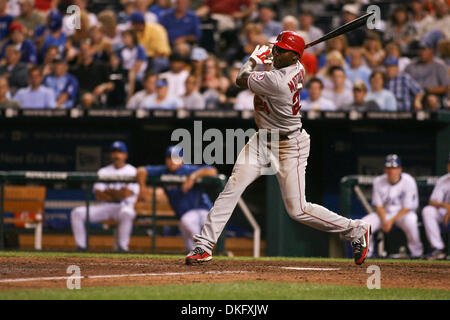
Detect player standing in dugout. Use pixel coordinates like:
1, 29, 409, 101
185, 31, 371, 265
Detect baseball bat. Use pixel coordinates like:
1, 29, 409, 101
305, 11, 376, 49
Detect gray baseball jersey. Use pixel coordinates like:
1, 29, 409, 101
247, 61, 306, 134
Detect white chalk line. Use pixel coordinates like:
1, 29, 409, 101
280, 267, 341, 271
0, 270, 251, 284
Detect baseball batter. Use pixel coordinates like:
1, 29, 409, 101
71, 141, 139, 252
421, 153, 450, 260
362, 154, 423, 259
186, 31, 371, 265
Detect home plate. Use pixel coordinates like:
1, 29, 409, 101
281, 267, 340, 271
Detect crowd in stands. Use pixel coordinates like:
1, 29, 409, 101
0, 0, 448, 111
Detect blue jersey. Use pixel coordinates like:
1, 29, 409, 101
159, 9, 202, 44
41, 32, 67, 57
144, 164, 213, 217
43, 73, 79, 108
0, 14, 13, 40
1, 39, 38, 64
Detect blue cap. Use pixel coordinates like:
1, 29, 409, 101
384, 56, 398, 66
156, 78, 168, 87
48, 10, 63, 32
110, 141, 128, 153
165, 145, 183, 158
420, 30, 445, 50
385, 154, 402, 168
129, 11, 145, 24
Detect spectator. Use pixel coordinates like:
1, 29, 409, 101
40, 10, 66, 58
281, 15, 298, 33
299, 9, 324, 55
0, 0, 13, 44
410, 0, 434, 40
1, 22, 37, 65
13, 0, 45, 38
340, 4, 366, 47
140, 78, 183, 109
300, 52, 318, 83
385, 41, 411, 72
224, 63, 244, 107
88, 25, 113, 63
43, 58, 79, 109
238, 23, 267, 62
344, 46, 372, 89
0, 45, 29, 94
362, 32, 385, 70
71, 141, 139, 252
0, 77, 21, 108
65, 7, 91, 45
135, 0, 158, 24
14, 66, 56, 108
233, 88, 253, 110
302, 78, 336, 111
422, 92, 441, 111
255, 2, 282, 39
70, 39, 111, 103
366, 71, 397, 111
126, 72, 157, 109
322, 66, 353, 110
196, 0, 255, 33
105, 53, 128, 108
160, 53, 190, 98
129, 10, 171, 73
149, 0, 172, 21
384, 56, 424, 111
317, 51, 352, 92
118, 29, 148, 98
201, 55, 229, 109
136, 145, 218, 252
79, 91, 99, 109
383, 4, 417, 54
342, 81, 380, 112
41, 44, 59, 77
159, 0, 202, 45
421, 0, 450, 39
405, 39, 449, 108
97, 10, 123, 49
182, 74, 205, 110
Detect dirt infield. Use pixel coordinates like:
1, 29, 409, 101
0, 256, 449, 291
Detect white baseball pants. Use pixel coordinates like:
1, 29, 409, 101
193, 129, 370, 254
179, 209, 209, 251
422, 205, 447, 251
71, 203, 135, 251
362, 211, 423, 257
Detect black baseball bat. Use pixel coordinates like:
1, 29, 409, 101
305, 11, 376, 49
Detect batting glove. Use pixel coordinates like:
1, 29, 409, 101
250, 45, 273, 65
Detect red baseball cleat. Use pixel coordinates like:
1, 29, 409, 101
185, 247, 212, 265
352, 225, 371, 265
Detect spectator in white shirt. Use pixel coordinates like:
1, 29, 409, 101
14, 66, 56, 109
322, 66, 353, 110
182, 74, 205, 110
234, 89, 254, 110
126, 72, 157, 109
141, 78, 183, 109
302, 78, 336, 111
160, 52, 190, 98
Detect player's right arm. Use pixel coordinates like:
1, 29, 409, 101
236, 45, 272, 89
136, 167, 149, 201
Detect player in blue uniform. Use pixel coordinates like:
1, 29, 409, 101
136, 146, 218, 251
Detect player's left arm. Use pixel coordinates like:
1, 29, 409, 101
182, 167, 218, 193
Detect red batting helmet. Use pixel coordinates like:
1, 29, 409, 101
271, 31, 305, 57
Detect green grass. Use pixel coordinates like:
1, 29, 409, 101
0, 282, 448, 300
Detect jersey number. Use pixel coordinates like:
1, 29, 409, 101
292, 90, 301, 115
254, 96, 270, 115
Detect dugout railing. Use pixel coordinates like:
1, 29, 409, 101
0, 171, 232, 254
